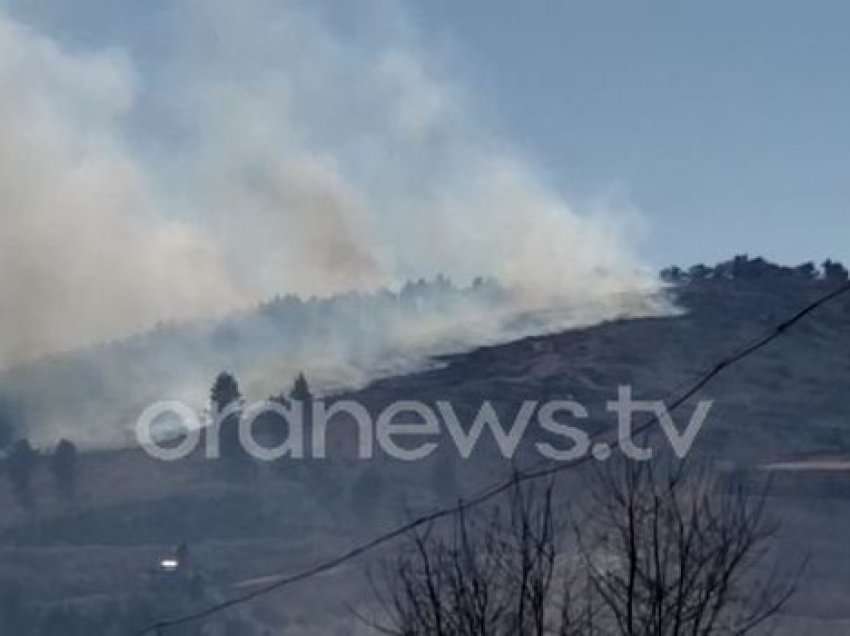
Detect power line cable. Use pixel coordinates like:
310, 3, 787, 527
133, 281, 850, 635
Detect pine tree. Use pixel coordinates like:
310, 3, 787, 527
823, 259, 849, 282
49, 439, 78, 501
210, 372, 241, 413
7, 439, 37, 509
210, 372, 244, 465
289, 372, 312, 403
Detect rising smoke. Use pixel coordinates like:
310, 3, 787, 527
0, 0, 658, 366
0, 1, 670, 446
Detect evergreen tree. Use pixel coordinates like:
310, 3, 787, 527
659, 266, 685, 283
50, 439, 78, 501
794, 261, 818, 280
6, 439, 37, 509
688, 263, 712, 280
210, 372, 241, 413
210, 372, 245, 465
289, 372, 312, 403
823, 259, 849, 282
289, 372, 313, 461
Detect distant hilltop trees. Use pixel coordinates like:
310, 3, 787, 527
253, 274, 506, 325
2, 437, 79, 510
661, 255, 849, 284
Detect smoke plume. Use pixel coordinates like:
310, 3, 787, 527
0, 0, 656, 367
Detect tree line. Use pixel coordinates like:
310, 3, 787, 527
2, 437, 78, 510
661, 255, 849, 284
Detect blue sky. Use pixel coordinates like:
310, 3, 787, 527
406, 0, 850, 267
6, 0, 848, 271
0, 0, 847, 360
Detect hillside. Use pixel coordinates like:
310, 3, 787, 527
1, 260, 849, 633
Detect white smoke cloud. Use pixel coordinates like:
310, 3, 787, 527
0, 0, 657, 366
0, 12, 247, 363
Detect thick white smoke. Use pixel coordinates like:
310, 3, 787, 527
0, 11, 246, 363
0, 0, 657, 366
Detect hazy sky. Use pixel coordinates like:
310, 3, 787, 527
0, 0, 659, 360
6, 0, 847, 271
410, 0, 850, 267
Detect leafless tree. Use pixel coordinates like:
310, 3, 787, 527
365, 457, 798, 636
574, 456, 799, 636
364, 478, 580, 635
